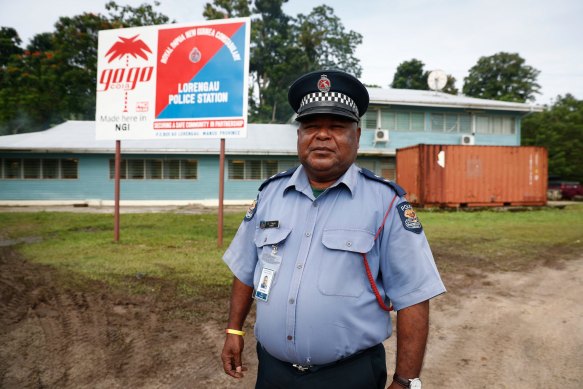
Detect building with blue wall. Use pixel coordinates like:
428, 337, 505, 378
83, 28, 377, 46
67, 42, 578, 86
0, 88, 540, 205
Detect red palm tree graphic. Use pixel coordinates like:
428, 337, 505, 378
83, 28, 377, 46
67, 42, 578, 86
105, 35, 152, 112
105, 35, 152, 63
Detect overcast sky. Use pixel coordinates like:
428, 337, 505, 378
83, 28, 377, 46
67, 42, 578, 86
1, 0, 581, 105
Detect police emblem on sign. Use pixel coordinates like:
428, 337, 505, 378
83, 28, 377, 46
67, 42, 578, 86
317, 75, 331, 92
189, 47, 202, 63
397, 201, 423, 234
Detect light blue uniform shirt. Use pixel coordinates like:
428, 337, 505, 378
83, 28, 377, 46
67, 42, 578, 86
223, 164, 445, 365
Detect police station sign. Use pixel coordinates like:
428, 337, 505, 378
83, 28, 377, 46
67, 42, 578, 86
95, 18, 250, 140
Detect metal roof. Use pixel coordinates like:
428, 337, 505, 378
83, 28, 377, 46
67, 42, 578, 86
0, 121, 302, 155
0, 121, 393, 156
0, 88, 541, 155
368, 88, 543, 112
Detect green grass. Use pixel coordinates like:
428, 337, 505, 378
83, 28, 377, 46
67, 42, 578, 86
1, 205, 582, 297
0, 212, 242, 299
421, 205, 583, 272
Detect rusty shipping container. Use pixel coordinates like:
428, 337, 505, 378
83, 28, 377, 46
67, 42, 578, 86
396, 145, 547, 208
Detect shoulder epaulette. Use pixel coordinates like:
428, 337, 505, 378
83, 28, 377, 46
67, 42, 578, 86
258, 166, 298, 191
359, 168, 407, 197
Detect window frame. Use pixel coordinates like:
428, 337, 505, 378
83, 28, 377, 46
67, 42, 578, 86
365, 108, 426, 132
0, 158, 79, 180
108, 158, 198, 180
475, 115, 516, 135
227, 159, 296, 181
429, 112, 472, 133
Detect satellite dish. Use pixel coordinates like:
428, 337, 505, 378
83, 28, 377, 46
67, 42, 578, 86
427, 69, 447, 91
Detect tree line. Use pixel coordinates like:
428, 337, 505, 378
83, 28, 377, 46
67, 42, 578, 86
390, 53, 541, 103
0, 1, 171, 135
0, 0, 581, 182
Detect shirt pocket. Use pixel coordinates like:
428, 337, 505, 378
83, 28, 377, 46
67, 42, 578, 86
318, 229, 375, 298
253, 227, 292, 285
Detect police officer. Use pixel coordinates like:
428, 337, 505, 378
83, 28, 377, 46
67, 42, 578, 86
220, 69, 446, 389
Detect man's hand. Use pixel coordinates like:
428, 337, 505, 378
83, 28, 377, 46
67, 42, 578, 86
221, 333, 247, 378
221, 277, 253, 378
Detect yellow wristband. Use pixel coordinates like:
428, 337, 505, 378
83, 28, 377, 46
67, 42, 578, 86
226, 329, 246, 336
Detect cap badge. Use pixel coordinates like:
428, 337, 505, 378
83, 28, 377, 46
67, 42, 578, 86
317, 75, 331, 92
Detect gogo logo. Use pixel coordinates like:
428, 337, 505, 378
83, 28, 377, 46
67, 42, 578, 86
98, 35, 154, 92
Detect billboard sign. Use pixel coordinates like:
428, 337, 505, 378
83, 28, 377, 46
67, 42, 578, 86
96, 18, 250, 140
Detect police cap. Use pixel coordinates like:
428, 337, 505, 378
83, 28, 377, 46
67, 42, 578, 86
288, 69, 369, 122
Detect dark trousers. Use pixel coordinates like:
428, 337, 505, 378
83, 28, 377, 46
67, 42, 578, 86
255, 343, 387, 389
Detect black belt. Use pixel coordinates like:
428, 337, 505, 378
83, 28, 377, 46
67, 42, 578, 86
262, 343, 383, 374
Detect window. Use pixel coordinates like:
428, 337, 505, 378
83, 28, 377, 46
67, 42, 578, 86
356, 159, 376, 173
182, 160, 198, 179
246, 160, 262, 180
394, 111, 424, 131
1, 158, 78, 180
108, 159, 198, 180
356, 158, 395, 180
43, 159, 59, 179
229, 160, 245, 180
23, 159, 41, 179
5, 159, 21, 179
263, 160, 279, 177
475, 115, 515, 135
165, 160, 180, 179
410, 113, 425, 131
362, 109, 378, 129
61, 159, 78, 179
146, 160, 162, 179
459, 115, 471, 133
476, 116, 489, 134
278, 160, 297, 172
365, 109, 425, 131
431, 114, 444, 132
430, 113, 471, 133
228, 160, 296, 180
128, 160, 144, 179
380, 111, 395, 129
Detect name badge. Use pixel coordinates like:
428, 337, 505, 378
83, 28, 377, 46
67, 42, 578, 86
255, 267, 275, 302
260, 220, 280, 229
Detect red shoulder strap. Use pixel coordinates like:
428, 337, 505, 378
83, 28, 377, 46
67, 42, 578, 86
362, 193, 399, 312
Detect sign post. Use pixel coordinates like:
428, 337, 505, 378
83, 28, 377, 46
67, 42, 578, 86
95, 18, 250, 243
218, 138, 226, 247
114, 140, 121, 242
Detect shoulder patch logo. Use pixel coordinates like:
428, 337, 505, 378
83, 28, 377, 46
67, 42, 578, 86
397, 201, 423, 234
244, 198, 258, 222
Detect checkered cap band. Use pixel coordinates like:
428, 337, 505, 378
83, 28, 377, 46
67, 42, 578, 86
299, 92, 359, 116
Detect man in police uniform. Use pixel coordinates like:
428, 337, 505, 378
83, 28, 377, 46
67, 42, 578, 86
220, 69, 446, 389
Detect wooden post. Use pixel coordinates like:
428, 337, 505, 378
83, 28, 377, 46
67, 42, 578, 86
218, 138, 225, 247
114, 140, 121, 242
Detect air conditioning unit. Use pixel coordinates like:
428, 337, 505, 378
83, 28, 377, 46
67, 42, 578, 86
374, 129, 389, 143
461, 134, 475, 145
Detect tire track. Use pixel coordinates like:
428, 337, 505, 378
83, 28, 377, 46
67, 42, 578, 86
2, 247, 246, 388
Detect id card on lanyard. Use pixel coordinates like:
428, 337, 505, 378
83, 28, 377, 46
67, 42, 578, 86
255, 243, 282, 301
255, 267, 275, 301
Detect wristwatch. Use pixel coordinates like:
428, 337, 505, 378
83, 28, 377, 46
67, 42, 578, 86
393, 373, 422, 388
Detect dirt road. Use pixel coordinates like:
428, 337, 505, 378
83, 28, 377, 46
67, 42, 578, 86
1, 245, 581, 388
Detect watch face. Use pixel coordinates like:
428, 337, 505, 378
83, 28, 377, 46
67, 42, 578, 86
410, 378, 422, 389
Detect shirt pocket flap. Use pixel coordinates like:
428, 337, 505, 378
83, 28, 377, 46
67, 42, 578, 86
254, 227, 292, 248
322, 229, 375, 253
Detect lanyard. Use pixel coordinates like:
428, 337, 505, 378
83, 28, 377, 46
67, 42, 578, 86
361, 194, 399, 312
